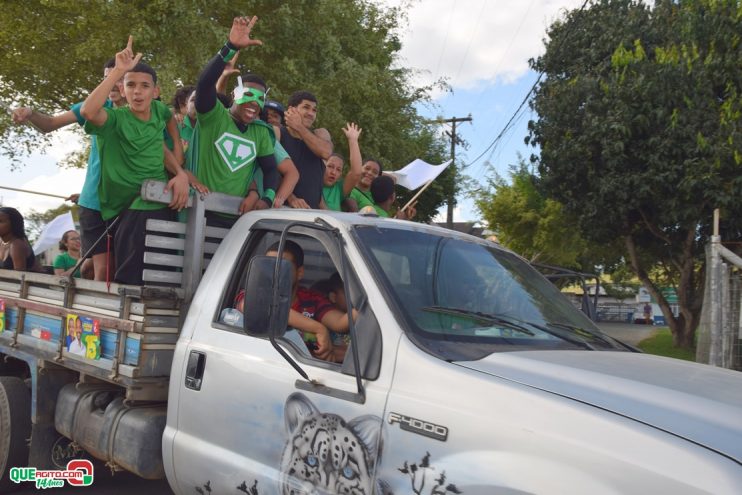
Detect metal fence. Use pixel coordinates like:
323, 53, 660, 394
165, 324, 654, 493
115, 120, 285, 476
696, 235, 742, 371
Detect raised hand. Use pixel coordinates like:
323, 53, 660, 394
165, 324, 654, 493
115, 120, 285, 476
114, 36, 143, 73
228, 16, 263, 49
11, 107, 32, 125
342, 122, 362, 141
284, 108, 303, 132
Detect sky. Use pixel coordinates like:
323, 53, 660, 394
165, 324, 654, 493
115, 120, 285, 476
0, 0, 585, 224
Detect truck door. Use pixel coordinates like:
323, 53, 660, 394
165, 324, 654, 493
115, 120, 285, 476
165, 225, 396, 495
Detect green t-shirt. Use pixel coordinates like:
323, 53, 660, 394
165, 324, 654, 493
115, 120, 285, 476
373, 204, 390, 217
52, 252, 81, 278
179, 116, 195, 153
349, 187, 375, 210
323, 182, 345, 211
85, 100, 172, 220
193, 103, 275, 198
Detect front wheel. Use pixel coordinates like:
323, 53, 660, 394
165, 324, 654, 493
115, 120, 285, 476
0, 376, 32, 492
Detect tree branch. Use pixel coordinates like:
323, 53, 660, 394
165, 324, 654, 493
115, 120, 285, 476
637, 207, 673, 245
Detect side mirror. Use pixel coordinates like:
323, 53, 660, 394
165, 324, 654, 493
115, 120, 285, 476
243, 255, 292, 336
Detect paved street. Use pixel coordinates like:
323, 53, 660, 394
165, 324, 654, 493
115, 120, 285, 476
597, 321, 660, 347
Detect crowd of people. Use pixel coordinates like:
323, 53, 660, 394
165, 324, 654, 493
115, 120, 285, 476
2, 15, 416, 285
1, 16, 416, 363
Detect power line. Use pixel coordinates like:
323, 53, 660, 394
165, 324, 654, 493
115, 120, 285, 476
462, 0, 591, 170
434, 0, 458, 81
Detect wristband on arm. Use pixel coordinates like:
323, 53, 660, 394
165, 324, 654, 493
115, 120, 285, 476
218, 41, 239, 62
261, 188, 276, 208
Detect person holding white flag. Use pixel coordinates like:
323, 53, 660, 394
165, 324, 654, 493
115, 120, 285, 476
370, 176, 417, 220
0, 207, 40, 272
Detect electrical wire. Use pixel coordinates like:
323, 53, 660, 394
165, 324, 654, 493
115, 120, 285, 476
461, 0, 591, 170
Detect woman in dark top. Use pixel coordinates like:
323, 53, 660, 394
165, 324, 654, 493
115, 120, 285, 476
0, 207, 39, 272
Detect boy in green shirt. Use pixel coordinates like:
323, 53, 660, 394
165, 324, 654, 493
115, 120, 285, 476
81, 36, 189, 285
369, 175, 417, 220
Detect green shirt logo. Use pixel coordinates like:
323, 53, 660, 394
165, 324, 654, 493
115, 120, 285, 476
215, 132, 257, 172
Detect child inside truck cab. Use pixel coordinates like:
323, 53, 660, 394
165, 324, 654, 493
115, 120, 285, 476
265, 241, 357, 363
311, 272, 350, 362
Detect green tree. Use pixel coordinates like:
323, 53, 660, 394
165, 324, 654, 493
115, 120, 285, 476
0, 0, 448, 220
475, 160, 622, 271
528, 0, 742, 348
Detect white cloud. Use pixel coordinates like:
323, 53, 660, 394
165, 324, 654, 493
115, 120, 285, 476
0, 166, 86, 216
390, 0, 585, 90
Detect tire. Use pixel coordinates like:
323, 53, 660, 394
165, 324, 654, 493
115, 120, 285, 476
0, 376, 31, 492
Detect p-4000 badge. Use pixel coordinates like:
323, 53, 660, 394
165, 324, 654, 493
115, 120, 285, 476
388, 413, 448, 441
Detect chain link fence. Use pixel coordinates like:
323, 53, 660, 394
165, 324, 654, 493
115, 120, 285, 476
696, 237, 742, 371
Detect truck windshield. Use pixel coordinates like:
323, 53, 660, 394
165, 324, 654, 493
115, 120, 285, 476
354, 227, 626, 361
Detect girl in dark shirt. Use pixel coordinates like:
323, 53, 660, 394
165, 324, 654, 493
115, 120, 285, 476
0, 207, 39, 272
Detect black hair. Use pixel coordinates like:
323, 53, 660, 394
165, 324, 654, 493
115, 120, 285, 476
327, 272, 343, 291
58, 230, 77, 252
310, 272, 343, 297
288, 90, 317, 108
128, 62, 157, 84
261, 100, 285, 124
371, 175, 395, 204
363, 158, 383, 173
0, 207, 27, 239
103, 58, 116, 70
171, 85, 195, 113
328, 153, 344, 162
266, 240, 304, 268
241, 73, 267, 90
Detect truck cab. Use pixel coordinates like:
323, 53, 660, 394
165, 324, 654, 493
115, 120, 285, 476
164, 209, 742, 494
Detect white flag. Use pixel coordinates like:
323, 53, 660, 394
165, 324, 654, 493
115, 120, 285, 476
385, 159, 453, 190
32, 212, 76, 255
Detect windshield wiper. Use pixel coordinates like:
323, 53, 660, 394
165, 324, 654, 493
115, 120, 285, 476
546, 322, 618, 348
420, 306, 535, 336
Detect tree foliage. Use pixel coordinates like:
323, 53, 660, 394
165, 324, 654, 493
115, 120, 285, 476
528, 0, 742, 347
0, 0, 448, 221
475, 161, 588, 268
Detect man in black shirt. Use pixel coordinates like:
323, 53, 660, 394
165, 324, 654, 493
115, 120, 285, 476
274, 91, 333, 209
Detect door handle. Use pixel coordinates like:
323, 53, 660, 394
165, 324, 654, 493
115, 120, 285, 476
185, 351, 206, 390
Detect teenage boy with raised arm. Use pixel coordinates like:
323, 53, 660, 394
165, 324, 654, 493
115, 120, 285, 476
80, 36, 189, 285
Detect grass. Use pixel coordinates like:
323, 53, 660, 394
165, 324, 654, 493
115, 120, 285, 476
637, 328, 696, 361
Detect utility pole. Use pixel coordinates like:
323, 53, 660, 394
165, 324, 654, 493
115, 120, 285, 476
426, 115, 472, 229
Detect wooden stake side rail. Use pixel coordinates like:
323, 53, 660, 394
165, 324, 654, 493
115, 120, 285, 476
0, 269, 183, 399
2, 296, 140, 333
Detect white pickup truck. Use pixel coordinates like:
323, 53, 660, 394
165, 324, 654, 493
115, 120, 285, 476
1, 183, 741, 494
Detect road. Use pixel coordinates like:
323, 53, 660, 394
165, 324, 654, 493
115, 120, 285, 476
597, 321, 660, 346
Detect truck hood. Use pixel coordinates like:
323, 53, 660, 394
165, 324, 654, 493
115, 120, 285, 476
456, 351, 742, 463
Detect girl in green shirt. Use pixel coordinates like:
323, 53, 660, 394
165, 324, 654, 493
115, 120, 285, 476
53, 230, 82, 278
320, 123, 363, 211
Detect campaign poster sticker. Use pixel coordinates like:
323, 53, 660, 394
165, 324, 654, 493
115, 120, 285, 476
65, 314, 86, 357
80, 316, 101, 360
